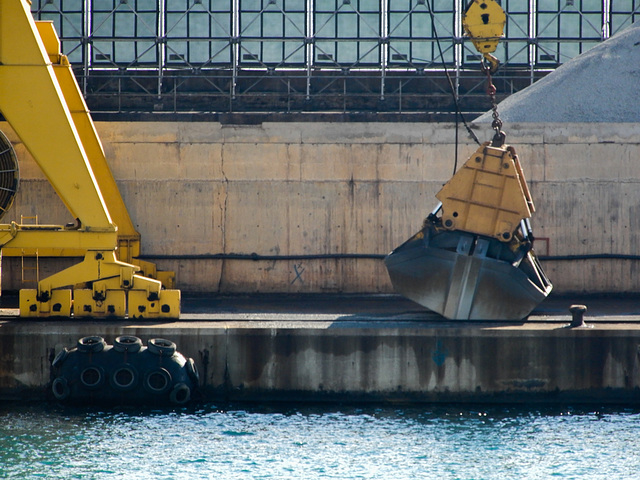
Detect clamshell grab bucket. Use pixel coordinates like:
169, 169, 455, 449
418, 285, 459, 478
385, 142, 552, 321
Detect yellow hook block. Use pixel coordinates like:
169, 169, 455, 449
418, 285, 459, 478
463, 0, 506, 53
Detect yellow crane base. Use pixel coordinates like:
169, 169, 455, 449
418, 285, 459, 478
19, 288, 181, 320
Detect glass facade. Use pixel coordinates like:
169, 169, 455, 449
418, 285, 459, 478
535, 0, 603, 64
91, 0, 159, 65
388, 1, 457, 67
492, 0, 529, 66
611, 0, 639, 35
315, 0, 381, 66
29, 0, 639, 115
240, 0, 306, 66
165, 0, 233, 66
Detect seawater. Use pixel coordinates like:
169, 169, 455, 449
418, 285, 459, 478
1, 403, 639, 479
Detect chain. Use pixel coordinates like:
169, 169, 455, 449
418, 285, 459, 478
482, 61, 506, 147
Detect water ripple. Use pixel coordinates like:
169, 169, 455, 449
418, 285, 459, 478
0, 404, 639, 479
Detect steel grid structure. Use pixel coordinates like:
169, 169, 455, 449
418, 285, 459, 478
31, 0, 639, 117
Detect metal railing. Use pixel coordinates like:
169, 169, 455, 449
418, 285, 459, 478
80, 66, 549, 117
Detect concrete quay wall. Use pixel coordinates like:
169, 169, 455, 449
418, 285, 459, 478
1, 121, 639, 295
2, 320, 640, 403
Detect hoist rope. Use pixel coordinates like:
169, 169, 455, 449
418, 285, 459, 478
424, 0, 481, 175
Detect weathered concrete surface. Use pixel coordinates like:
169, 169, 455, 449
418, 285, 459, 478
0, 121, 639, 295
2, 295, 640, 404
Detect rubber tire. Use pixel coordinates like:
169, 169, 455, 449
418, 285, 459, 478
169, 383, 191, 405
111, 365, 138, 391
114, 335, 143, 353
80, 366, 104, 389
52, 377, 70, 400
186, 358, 200, 385
77, 336, 106, 353
144, 368, 173, 394
52, 348, 69, 368
147, 338, 177, 356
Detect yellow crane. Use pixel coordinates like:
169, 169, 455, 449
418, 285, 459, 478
0, 0, 180, 318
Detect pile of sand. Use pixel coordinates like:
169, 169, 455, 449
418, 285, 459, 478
474, 21, 640, 123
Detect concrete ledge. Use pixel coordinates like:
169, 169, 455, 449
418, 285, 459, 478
2, 295, 640, 404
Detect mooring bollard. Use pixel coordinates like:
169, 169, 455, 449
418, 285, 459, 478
569, 304, 587, 328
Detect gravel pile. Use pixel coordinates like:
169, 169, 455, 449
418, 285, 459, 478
474, 21, 640, 123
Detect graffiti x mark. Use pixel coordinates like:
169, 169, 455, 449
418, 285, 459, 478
291, 263, 305, 284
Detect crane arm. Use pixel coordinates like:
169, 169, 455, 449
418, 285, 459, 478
33, 21, 144, 263
0, 0, 114, 232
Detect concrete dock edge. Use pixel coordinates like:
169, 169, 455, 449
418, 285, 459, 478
3, 297, 640, 404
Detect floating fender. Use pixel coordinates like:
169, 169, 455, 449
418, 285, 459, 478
50, 336, 198, 406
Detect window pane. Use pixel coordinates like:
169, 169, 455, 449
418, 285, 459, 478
503, 40, 529, 64
263, 13, 283, 37
537, 14, 559, 37
241, 12, 262, 36
337, 14, 357, 38
284, 41, 305, 63
504, 0, 528, 14
93, 0, 114, 11
166, 40, 187, 63
538, 0, 560, 10
241, 0, 262, 10
315, 14, 336, 37
190, 14, 210, 38
285, 13, 305, 37
581, 13, 603, 38
507, 13, 529, 38
262, 41, 283, 63
114, 13, 135, 37
240, 40, 262, 63
412, 14, 431, 37
389, 14, 410, 38
210, 41, 232, 64
559, 14, 580, 37
582, 0, 602, 10
211, 13, 232, 37
166, 13, 187, 37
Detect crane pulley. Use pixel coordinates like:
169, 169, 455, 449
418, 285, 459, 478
463, 0, 507, 146
462, 0, 506, 74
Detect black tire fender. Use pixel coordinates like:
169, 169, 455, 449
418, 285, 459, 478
52, 348, 70, 368
169, 383, 191, 405
147, 338, 177, 356
144, 368, 173, 394
186, 358, 200, 385
77, 336, 106, 354
52, 377, 70, 400
113, 335, 143, 353
111, 364, 138, 391
79, 366, 104, 389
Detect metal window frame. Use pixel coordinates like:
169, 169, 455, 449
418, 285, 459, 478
29, 0, 638, 116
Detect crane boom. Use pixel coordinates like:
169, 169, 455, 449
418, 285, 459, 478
0, 0, 113, 231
